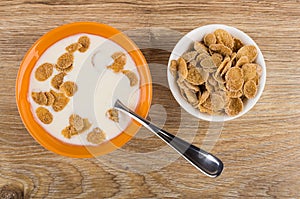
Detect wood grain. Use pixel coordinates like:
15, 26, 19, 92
1, 0, 300, 198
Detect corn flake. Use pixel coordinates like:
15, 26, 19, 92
211, 53, 223, 67
216, 56, 231, 76
61, 125, 78, 139
199, 90, 210, 105
226, 79, 244, 92
209, 43, 232, 56
236, 45, 257, 62
214, 29, 234, 49
202, 96, 212, 109
66, 43, 82, 53
106, 108, 119, 122
177, 57, 188, 79
122, 70, 138, 87
256, 64, 263, 77
78, 36, 90, 53
183, 80, 200, 92
253, 74, 259, 85
45, 91, 55, 106
56, 53, 74, 70
112, 52, 127, 65
199, 104, 212, 114
225, 67, 243, 82
36, 107, 53, 124
213, 73, 225, 84
51, 72, 66, 90
169, 60, 178, 77
186, 67, 205, 85
220, 59, 232, 77
244, 80, 257, 99
107, 52, 127, 73
182, 51, 198, 62
242, 63, 257, 81
218, 82, 227, 92
200, 57, 217, 69
199, 68, 209, 82
225, 98, 243, 116
194, 42, 209, 54
81, 118, 92, 133
236, 56, 249, 68
226, 90, 243, 98
208, 75, 218, 87
183, 88, 198, 107
50, 90, 70, 112
87, 127, 106, 145
32, 91, 48, 105
204, 33, 217, 46
196, 53, 209, 63
60, 81, 78, 97
107, 62, 124, 73
69, 114, 84, 131
35, 63, 54, 81
211, 93, 225, 111
206, 82, 214, 93
233, 38, 244, 52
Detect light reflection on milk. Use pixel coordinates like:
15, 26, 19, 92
29, 34, 140, 146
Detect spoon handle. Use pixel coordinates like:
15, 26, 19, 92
114, 100, 223, 177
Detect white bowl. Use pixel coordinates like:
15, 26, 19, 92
167, 24, 266, 122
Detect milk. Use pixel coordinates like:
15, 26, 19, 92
29, 33, 140, 146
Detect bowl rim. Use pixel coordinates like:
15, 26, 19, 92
16, 22, 152, 158
167, 24, 266, 122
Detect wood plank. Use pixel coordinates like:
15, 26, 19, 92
0, 0, 299, 198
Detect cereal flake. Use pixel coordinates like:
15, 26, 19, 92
36, 107, 53, 124
56, 53, 74, 70
87, 127, 106, 145
50, 90, 70, 112
78, 36, 90, 53
244, 80, 257, 99
204, 33, 217, 47
242, 63, 257, 82
209, 44, 232, 56
60, 81, 78, 97
66, 43, 82, 53
225, 98, 243, 116
177, 57, 188, 79
169, 60, 178, 77
106, 108, 119, 122
214, 29, 234, 49
186, 67, 205, 85
122, 70, 138, 87
32, 91, 48, 105
236, 45, 257, 62
69, 114, 84, 131
35, 63, 54, 81
51, 72, 66, 90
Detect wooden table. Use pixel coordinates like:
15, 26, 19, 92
1, 0, 300, 198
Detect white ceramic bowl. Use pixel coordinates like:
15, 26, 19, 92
167, 24, 266, 122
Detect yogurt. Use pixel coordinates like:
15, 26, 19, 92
29, 33, 140, 146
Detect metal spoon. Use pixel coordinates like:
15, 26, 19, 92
114, 99, 224, 177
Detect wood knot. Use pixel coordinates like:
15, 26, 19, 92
0, 184, 23, 199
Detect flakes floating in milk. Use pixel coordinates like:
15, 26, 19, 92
87, 127, 106, 145
78, 36, 90, 53
36, 107, 53, 124
35, 63, 53, 81
122, 70, 138, 87
60, 81, 78, 97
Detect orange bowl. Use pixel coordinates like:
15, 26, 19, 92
16, 22, 152, 158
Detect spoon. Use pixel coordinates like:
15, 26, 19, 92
114, 99, 224, 177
